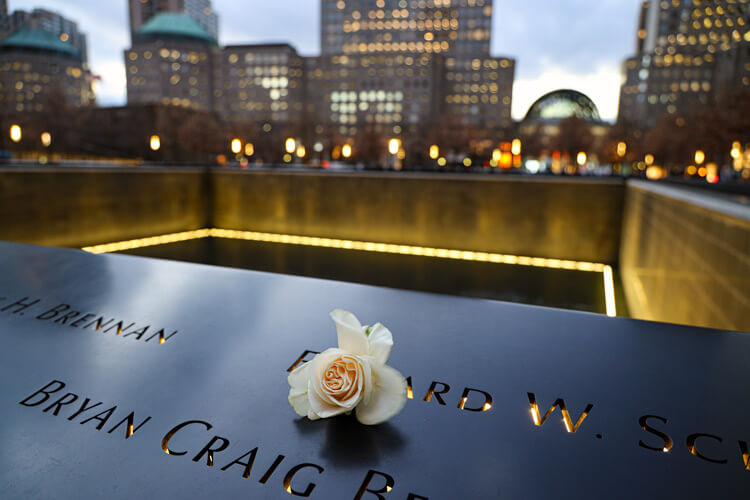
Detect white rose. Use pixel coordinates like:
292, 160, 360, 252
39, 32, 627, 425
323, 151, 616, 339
288, 309, 407, 425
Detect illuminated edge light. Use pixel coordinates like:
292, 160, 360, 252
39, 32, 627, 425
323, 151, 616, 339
82, 229, 616, 312
81, 229, 211, 254
603, 265, 617, 318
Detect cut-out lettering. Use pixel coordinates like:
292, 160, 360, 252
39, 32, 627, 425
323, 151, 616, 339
122, 325, 150, 340
527, 393, 593, 433
457, 387, 492, 412
70, 313, 95, 328
2, 296, 40, 314
283, 463, 324, 497
259, 454, 286, 484
43, 392, 78, 416
161, 420, 213, 455
104, 321, 134, 336
54, 310, 80, 325
354, 469, 395, 500
107, 412, 151, 439
19, 379, 66, 407
687, 433, 727, 464
221, 448, 258, 478
638, 415, 673, 453
423, 381, 450, 405
739, 441, 750, 471
405, 376, 414, 399
145, 328, 178, 344
84, 316, 114, 331
35, 303, 69, 320
67, 398, 103, 421
193, 435, 230, 467
80, 406, 117, 430
287, 350, 320, 372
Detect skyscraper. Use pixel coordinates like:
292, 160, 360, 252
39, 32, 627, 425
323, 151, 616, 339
129, 0, 218, 41
321, 0, 492, 57
316, 0, 514, 145
618, 0, 749, 128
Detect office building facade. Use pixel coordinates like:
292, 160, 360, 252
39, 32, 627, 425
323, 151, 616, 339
215, 44, 305, 126
0, 29, 94, 113
618, 0, 749, 127
125, 13, 217, 110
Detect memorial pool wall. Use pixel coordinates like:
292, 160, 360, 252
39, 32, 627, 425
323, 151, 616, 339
0, 166, 747, 332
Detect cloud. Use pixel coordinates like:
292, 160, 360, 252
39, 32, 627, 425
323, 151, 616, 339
511, 64, 623, 122
93, 60, 126, 106
214, 0, 319, 54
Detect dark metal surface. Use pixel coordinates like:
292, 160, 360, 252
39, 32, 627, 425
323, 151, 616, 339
0, 241, 748, 498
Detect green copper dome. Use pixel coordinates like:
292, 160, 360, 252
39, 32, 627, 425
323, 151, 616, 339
137, 13, 216, 44
524, 89, 602, 123
0, 28, 79, 57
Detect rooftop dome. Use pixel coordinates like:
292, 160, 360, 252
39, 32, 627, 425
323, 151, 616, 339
137, 13, 216, 45
524, 89, 601, 123
0, 28, 80, 58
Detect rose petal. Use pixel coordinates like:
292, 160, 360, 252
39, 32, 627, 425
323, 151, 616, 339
367, 323, 393, 365
308, 378, 350, 418
355, 363, 407, 425
330, 309, 369, 355
288, 359, 312, 393
289, 389, 312, 418
288, 361, 313, 418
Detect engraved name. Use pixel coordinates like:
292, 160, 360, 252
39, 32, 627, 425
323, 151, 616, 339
0, 295, 178, 344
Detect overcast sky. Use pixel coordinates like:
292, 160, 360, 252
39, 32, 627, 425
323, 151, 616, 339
7, 0, 641, 121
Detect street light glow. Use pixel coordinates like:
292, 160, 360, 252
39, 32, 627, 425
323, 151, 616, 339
388, 138, 401, 155
644, 154, 654, 166
231, 138, 242, 154
429, 144, 439, 159
341, 144, 352, 158
577, 152, 587, 166
285, 138, 296, 154
296, 145, 306, 158
694, 150, 705, 165
9, 124, 21, 143
511, 138, 522, 156
244, 143, 254, 156
149, 135, 161, 151
41, 132, 52, 147
616, 141, 627, 157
